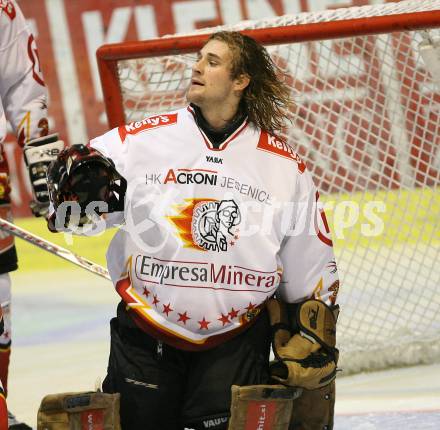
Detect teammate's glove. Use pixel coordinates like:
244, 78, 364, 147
47, 144, 126, 229
24, 133, 65, 217
267, 298, 339, 390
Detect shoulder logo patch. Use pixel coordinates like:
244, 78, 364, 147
257, 131, 306, 173
0, 1, 16, 20
118, 113, 178, 143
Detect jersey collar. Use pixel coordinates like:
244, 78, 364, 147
187, 104, 249, 151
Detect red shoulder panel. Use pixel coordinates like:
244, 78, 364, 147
118, 113, 178, 143
257, 131, 306, 173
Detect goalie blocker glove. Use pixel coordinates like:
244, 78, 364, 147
23, 133, 65, 217
47, 144, 126, 229
267, 298, 339, 390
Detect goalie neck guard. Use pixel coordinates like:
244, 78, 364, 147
47, 144, 126, 226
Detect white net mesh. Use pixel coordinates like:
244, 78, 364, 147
108, 0, 440, 374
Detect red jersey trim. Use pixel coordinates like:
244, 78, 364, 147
118, 113, 178, 143
0, 392, 6, 430
114, 265, 263, 351
187, 105, 249, 151
0, 1, 16, 20
314, 191, 333, 247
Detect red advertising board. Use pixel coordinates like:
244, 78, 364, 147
4, 0, 436, 216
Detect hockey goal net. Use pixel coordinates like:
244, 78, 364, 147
97, 0, 440, 374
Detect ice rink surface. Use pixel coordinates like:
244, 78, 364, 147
7, 269, 440, 429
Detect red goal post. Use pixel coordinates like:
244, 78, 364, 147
98, 8, 440, 128
97, 1, 440, 374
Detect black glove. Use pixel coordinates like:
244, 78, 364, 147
47, 144, 126, 229
23, 133, 64, 217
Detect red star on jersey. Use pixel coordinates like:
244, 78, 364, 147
152, 295, 160, 306
229, 307, 239, 319
142, 287, 150, 297
162, 303, 173, 316
218, 313, 230, 326
178, 311, 190, 325
198, 317, 210, 330
229, 241, 235, 246
245, 302, 256, 311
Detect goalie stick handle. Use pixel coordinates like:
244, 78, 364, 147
0, 217, 111, 281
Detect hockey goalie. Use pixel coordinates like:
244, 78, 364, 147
45, 30, 340, 430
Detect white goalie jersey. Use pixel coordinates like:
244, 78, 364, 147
91, 106, 339, 350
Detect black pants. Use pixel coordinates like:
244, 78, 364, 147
102, 304, 271, 430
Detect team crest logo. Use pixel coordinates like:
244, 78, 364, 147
168, 199, 241, 252
193, 200, 241, 251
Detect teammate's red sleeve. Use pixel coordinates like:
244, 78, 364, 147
0, 384, 7, 430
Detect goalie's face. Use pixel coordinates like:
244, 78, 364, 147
187, 40, 249, 116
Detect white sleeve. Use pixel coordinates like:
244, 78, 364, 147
0, 1, 49, 144
89, 127, 128, 229
276, 169, 339, 306
89, 126, 128, 178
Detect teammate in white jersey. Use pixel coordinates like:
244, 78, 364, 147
0, 1, 64, 428
47, 31, 340, 430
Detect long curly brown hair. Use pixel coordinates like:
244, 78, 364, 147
208, 31, 292, 134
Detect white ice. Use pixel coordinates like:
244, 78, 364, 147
7, 270, 440, 429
